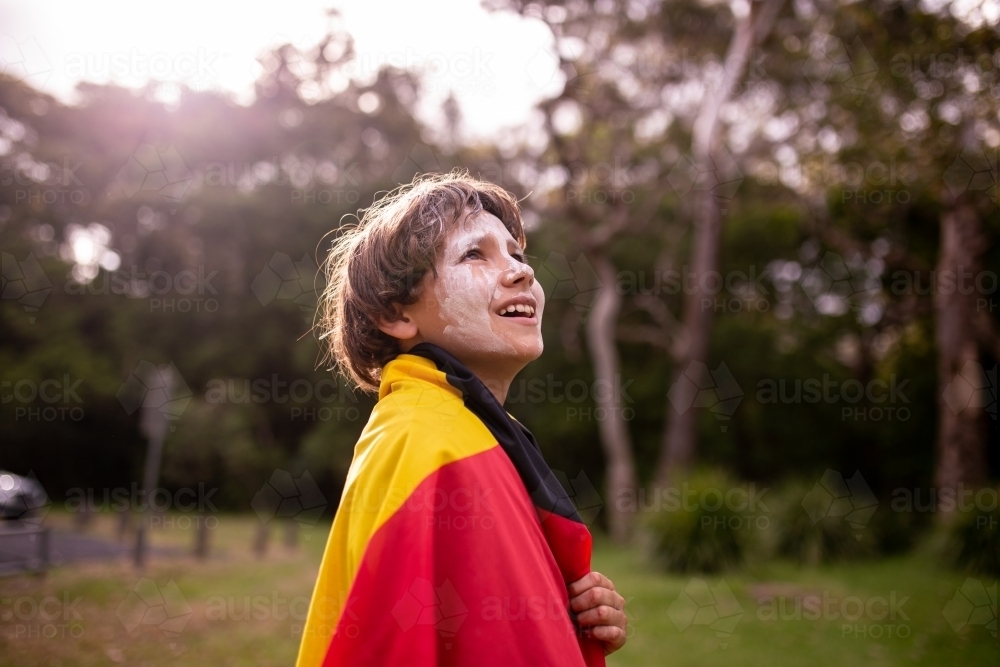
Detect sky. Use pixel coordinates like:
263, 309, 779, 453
0, 0, 564, 139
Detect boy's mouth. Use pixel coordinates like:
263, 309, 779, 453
496, 303, 536, 318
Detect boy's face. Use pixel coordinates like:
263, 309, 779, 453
393, 210, 545, 376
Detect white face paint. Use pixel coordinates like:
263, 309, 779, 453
406, 210, 545, 373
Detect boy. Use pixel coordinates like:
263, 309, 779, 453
298, 172, 627, 666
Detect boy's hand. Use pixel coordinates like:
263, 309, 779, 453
568, 571, 627, 655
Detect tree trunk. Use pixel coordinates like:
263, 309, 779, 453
934, 196, 988, 511
655, 179, 723, 486
654, 0, 785, 487
585, 251, 638, 542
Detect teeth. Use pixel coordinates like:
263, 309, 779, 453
497, 304, 535, 316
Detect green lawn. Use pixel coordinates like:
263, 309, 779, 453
0, 513, 995, 666
597, 538, 997, 667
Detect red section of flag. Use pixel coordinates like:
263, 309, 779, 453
536, 508, 607, 666
322, 445, 593, 667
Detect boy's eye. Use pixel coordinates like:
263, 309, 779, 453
462, 248, 483, 260
512, 252, 526, 263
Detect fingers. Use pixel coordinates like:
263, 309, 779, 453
567, 571, 615, 598
570, 586, 624, 614
575, 603, 627, 629
585, 623, 627, 647
566, 571, 628, 655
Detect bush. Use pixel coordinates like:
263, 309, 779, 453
869, 504, 928, 555
947, 490, 1000, 576
161, 399, 280, 510
773, 480, 877, 564
643, 469, 760, 573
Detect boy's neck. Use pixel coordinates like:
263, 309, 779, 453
401, 341, 524, 405
464, 363, 514, 405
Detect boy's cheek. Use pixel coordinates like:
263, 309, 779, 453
532, 283, 546, 320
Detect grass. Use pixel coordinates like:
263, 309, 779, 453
1, 513, 996, 666
598, 538, 997, 667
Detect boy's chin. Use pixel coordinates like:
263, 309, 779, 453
453, 338, 543, 368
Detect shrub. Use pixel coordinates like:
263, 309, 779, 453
869, 504, 928, 556
947, 490, 1000, 576
643, 469, 760, 573
773, 480, 877, 564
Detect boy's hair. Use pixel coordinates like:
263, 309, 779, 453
316, 170, 526, 393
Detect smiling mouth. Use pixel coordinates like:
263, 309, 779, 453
496, 304, 536, 318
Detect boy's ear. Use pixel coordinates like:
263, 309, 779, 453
376, 307, 419, 342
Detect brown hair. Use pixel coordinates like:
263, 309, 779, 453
316, 170, 526, 393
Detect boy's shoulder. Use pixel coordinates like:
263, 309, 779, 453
347, 372, 496, 483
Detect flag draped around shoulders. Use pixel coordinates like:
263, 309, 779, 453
296, 342, 606, 667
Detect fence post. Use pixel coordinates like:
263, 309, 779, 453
35, 528, 50, 577
117, 509, 130, 541
253, 523, 270, 558
284, 520, 298, 550
194, 515, 209, 560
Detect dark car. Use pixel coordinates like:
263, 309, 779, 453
0, 471, 49, 521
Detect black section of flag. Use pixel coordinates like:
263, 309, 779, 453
408, 343, 583, 523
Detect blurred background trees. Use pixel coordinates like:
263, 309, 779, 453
2, 0, 998, 562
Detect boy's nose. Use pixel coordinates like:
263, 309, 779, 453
501, 260, 534, 287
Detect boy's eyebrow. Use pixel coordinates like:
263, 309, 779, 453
459, 234, 487, 248
454, 231, 521, 254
